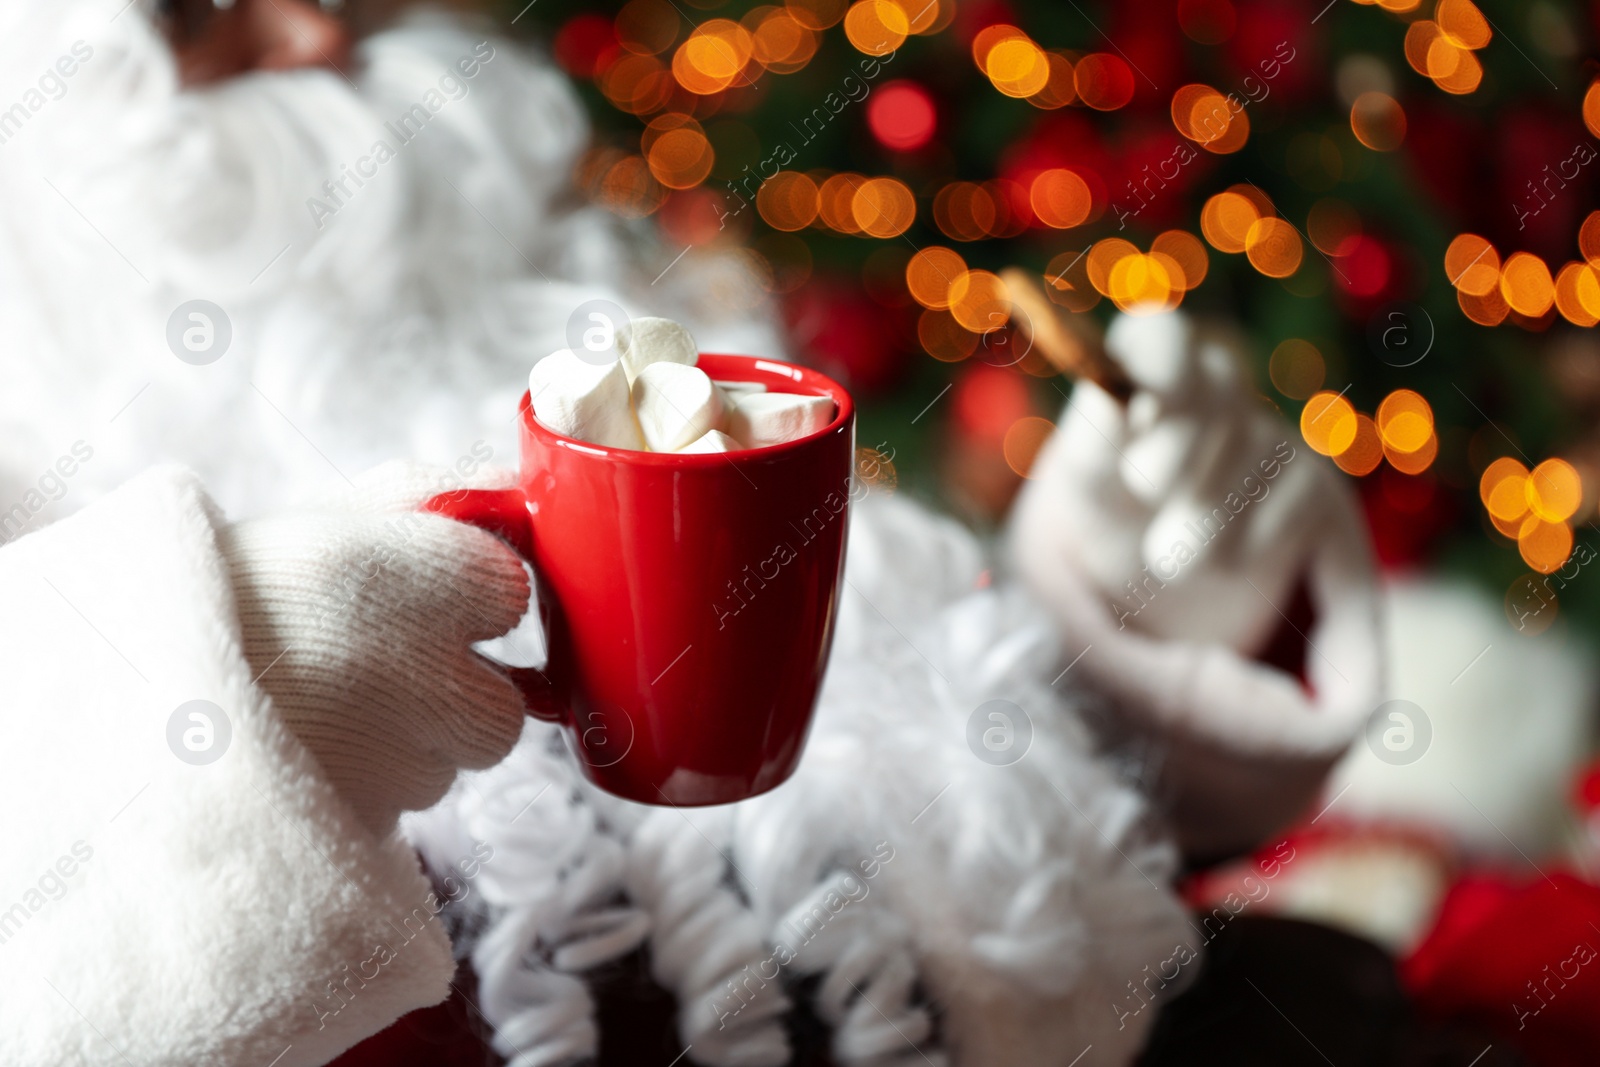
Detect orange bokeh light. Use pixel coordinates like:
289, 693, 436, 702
1029, 52, 1077, 109
1004, 416, 1055, 478
1030, 169, 1092, 229
1351, 92, 1406, 152
747, 7, 818, 72
907, 246, 968, 309
1519, 516, 1574, 575
1459, 285, 1510, 326
1085, 237, 1139, 295
851, 176, 917, 237
986, 36, 1050, 97
1107, 253, 1177, 311
1335, 414, 1384, 476
843, 0, 908, 57
1446, 234, 1500, 295
1043, 251, 1102, 313
1301, 391, 1359, 457
1500, 252, 1556, 317
1245, 217, 1303, 277
1526, 458, 1582, 523
755, 170, 820, 231
917, 308, 979, 362
817, 172, 866, 233
1151, 230, 1209, 290
947, 269, 1011, 333
1376, 389, 1434, 453
672, 20, 755, 94
1555, 263, 1600, 327
617, 0, 680, 56
1481, 458, 1531, 522
644, 114, 714, 189
1201, 191, 1261, 254
1437, 0, 1492, 49
1074, 53, 1135, 111
1386, 432, 1438, 475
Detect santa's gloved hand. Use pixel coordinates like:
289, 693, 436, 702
219, 461, 533, 837
1009, 310, 1383, 862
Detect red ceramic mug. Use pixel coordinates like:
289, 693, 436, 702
424, 354, 855, 806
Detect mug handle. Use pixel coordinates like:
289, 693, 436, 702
421, 487, 567, 724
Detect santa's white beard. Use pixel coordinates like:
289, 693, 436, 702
0, 1, 780, 518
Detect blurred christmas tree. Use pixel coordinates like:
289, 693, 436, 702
501, 0, 1600, 636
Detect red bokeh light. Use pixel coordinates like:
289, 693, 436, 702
658, 187, 734, 246
952, 364, 1035, 444
553, 14, 619, 79
868, 81, 938, 152
1178, 0, 1236, 44
1336, 235, 1391, 299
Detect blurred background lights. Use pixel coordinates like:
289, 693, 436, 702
746, 7, 818, 72
1086, 237, 1140, 295
986, 36, 1050, 97
1269, 339, 1325, 400
672, 19, 754, 94
1376, 389, 1433, 454
786, 0, 847, 31
755, 170, 820, 231
1151, 230, 1209, 289
1043, 250, 1101, 312
843, 0, 908, 56
1301, 391, 1359, 456
616, 0, 680, 55
1244, 217, 1303, 278
549, 0, 1600, 587
1478, 457, 1582, 573
1028, 52, 1077, 109
947, 269, 1011, 333
917, 308, 979, 362
1500, 252, 1555, 317
1177, 0, 1236, 44
643, 113, 715, 189
906, 247, 967, 310
1527, 459, 1583, 523
1335, 415, 1385, 476
1446, 233, 1499, 295
1073, 53, 1135, 110
867, 81, 936, 151
1171, 83, 1248, 153
1350, 91, 1407, 151
817, 172, 866, 233
1029, 169, 1092, 229
1201, 190, 1260, 253
1003, 416, 1056, 478
851, 176, 917, 237
1307, 199, 1361, 257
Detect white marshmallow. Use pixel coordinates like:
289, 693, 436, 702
529, 350, 645, 451
677, 429, 741, 454
617, 316, 698, 383
726, 392, 834, 449
632, 362, 725, 452
714, 379, 766, 401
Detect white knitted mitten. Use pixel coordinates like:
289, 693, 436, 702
220, 462, 533, 837
1009, 310, 1383, 860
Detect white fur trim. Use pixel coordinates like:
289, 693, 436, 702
0, 467, 454, 1066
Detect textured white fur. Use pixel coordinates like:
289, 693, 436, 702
0, 2, 780, 521
0, 468, 455, 1066
1329, 575, 1596, 857
412, 492, 1195, 1067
